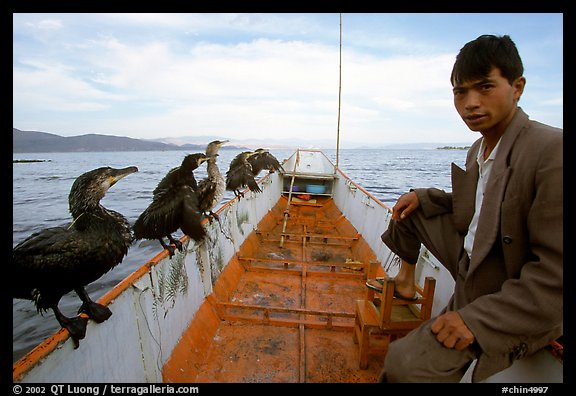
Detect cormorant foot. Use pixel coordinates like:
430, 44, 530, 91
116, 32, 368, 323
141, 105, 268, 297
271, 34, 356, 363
166, 245, 176, 258
59, 315, 88, 349
210, 211, 220, 222
159, 238, 177, 258
167, 236, 183, 252
79, 301, 112, 323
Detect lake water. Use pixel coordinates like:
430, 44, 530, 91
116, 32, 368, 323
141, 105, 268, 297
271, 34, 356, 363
12, 148, 467, 362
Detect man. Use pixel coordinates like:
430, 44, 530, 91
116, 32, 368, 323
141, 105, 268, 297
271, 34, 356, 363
373, 35, 563, 382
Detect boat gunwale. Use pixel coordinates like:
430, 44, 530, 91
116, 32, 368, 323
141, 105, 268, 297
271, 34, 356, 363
12, 159, 281, 380
12, 149, 392, 380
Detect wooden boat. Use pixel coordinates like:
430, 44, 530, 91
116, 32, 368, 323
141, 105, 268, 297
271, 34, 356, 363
12, 149, 563, 383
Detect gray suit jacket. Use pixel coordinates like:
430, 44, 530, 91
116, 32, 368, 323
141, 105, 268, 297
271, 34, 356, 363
417, 108, 563, 381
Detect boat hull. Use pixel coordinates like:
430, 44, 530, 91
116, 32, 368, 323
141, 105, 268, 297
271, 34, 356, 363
13, 150, 562, 383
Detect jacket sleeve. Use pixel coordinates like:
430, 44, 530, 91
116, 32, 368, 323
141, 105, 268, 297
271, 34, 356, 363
413, 187, 453, 217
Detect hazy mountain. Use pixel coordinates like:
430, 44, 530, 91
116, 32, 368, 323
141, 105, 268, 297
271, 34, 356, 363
13, 128, 473, 153
149, 135, 473, 150
149, 135, 338, 150
12, 129, 247, 153
13, 129, 181, 153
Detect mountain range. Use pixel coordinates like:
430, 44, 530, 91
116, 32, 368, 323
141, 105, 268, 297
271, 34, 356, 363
13, 128, 472, 153
12, 129, 247, 153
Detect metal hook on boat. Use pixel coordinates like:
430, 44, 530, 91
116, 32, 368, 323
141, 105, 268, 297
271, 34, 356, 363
362, 195, 375, 208
420, 250, 440, 270
345, 179, 357, 195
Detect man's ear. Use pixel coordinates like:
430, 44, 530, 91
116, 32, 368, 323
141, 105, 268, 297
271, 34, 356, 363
513, 76, 526, 102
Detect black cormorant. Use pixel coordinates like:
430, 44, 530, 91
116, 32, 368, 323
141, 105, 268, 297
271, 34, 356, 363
133, 153, 209, 258
12, 166, 139, 348
248, 148, 285, 176
196, 140, 228, 222
225, 151, 262, 198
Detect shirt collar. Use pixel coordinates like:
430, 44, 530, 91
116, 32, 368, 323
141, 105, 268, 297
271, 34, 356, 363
477, 137, 502, 165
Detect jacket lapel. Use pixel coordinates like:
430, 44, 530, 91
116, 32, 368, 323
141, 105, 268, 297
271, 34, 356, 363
467, 108, 529, 272
451, 158, 478, 234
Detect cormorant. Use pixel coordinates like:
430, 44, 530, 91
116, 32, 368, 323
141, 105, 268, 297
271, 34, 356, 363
12, 166, 139, 348
225, 151, 262, 198
133, 153, 209, 258
196, 140, 228, 222
248, 148, 285, 176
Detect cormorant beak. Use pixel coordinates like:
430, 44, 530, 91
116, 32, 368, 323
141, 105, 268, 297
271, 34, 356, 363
219, 140, 230, 146
108, 166, 139, 187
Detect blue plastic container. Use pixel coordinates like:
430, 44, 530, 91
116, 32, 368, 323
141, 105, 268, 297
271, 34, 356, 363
306, 184, 326, 194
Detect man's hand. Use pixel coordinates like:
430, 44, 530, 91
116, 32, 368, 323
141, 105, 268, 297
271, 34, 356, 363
431, 311, 476, 351
392, 191, 420, 220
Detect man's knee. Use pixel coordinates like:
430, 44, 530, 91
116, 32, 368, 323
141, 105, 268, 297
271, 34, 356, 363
383, 336, 413, 382
381, 219, 422, 264
382, 323, 477, 383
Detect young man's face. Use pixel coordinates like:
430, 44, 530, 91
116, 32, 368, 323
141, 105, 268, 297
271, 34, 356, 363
452, 66, 525, 135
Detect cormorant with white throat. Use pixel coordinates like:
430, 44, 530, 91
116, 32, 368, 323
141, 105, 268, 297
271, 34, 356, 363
196, 140, 228, 222
12, 166, 139, 348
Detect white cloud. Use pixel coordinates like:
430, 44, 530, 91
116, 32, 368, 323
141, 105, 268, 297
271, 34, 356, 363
12, 13, 563, 145
25, 19, 63, 31
13, 62, 126, 112
10, 36, 477, 144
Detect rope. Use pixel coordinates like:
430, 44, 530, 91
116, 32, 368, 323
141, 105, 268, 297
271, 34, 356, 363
280, 150, 300, 248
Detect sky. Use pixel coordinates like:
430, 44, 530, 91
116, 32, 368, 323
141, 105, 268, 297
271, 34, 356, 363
12, 13, 563, 148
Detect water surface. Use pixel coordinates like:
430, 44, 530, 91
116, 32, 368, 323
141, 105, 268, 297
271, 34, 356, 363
12, 148, 467, 362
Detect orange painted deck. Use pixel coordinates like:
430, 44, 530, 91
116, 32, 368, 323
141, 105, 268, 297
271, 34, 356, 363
162, 196, 387, 383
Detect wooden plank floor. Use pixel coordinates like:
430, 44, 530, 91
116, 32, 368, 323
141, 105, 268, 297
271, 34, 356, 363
163, 196, 386, 383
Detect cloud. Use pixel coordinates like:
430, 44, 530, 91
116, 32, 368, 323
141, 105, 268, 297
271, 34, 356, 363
25, 18, 63, 31
11, 35, 468, 144
12, 13, 562, 145
13, 60, 126, 112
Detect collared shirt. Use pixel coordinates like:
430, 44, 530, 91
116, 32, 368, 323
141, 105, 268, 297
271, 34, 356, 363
463, 137, 502, 258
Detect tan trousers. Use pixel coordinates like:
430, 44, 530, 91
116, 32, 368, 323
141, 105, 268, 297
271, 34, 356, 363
380, 208, 480, 382
383, 319, 479, 382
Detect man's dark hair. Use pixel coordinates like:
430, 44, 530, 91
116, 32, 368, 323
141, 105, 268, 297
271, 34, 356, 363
451, 34, 524, 86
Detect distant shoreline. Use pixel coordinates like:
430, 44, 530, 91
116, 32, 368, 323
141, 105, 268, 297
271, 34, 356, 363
436, 146, 470, 150
13, 159, 51, 163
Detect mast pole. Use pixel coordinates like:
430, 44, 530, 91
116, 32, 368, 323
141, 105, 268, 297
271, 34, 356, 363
335, 13, 342, 170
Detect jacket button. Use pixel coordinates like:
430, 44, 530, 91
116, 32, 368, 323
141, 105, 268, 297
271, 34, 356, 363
503, 236, 513, 244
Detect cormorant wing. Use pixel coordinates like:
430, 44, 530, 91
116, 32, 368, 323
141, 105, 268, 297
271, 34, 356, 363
245, 175, 262, 193
133, 188, 183, 240
179, 187, 206, 241
248, 152, 285, 175
196, 178, 216, 205
13, 226, 104, 282
13, 226, 73, 255
153, 166, 180, 196
225, 164, 249, 190
226, 164, 261, 193
228, 151, 251, 171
